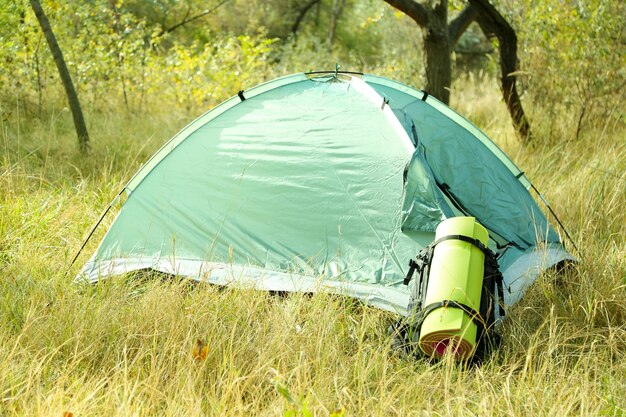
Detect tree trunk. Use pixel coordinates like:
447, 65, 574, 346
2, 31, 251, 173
423, 2, 451, 104
470, 0, 531, 141
384, 0, 530, 141
384, 0, 452, 104
30, 0, 90, 152
423, 31, 452, 104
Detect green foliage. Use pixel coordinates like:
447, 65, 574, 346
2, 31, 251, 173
516, 0, 625, 140
0, 0, 434, 121
0, 0, 45, 108
2, 0, 623, 146
156, 35, 277, 110
0, 0, 277, 114
278, 2, 425, 86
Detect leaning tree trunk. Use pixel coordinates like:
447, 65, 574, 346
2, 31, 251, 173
470, 0, 531, 141
30, 0, 90, 152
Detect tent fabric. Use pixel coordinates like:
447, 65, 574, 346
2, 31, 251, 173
78, 72, 572, 316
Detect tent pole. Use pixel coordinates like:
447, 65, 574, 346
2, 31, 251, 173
66, 188, 126, 276
530, 184, 581, 257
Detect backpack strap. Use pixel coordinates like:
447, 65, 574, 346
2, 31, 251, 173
431, 234, 499, 260
403, 258, 420, 286
404, 233, 495, 286
408, 300, 486, 335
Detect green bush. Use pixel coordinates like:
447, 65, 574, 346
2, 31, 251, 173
516, 0, 625, 141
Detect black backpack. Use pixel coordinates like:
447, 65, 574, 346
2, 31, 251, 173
390, 234, 506, 362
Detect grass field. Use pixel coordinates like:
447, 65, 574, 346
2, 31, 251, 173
1, 79, 624, 416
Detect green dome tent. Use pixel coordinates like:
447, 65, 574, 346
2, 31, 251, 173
76, 72, 573, 315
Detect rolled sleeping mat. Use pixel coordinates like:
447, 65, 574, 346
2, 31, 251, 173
418, 217, 489, 359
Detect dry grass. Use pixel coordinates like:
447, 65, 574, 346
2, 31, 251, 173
1, 80, 624, 416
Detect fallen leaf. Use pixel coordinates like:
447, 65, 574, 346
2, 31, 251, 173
192, 339, 208, 361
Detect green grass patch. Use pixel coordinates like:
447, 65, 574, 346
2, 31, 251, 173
1, 83, 624, 416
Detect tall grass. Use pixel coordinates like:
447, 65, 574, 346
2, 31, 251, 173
1, 79, 624, 416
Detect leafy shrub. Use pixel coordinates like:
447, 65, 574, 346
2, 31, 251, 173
516, 0, 625, 140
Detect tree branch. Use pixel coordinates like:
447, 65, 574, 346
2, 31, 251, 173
292, 0, 322, 35
157, 0, 231, 37
383, 0, 430, 27
448, 4, 477, 47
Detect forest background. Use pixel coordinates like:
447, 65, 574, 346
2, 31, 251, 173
0, 0, 624, 416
